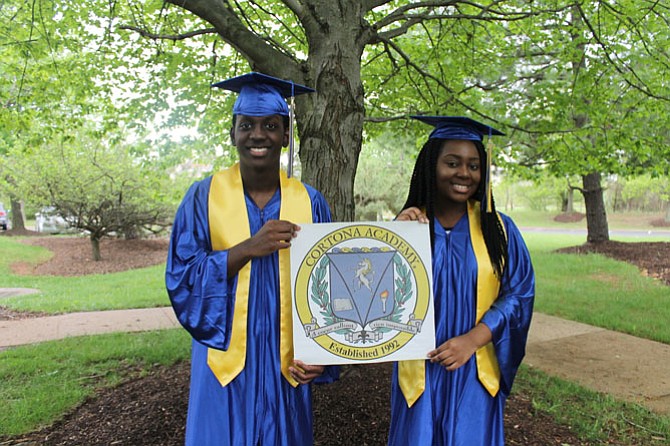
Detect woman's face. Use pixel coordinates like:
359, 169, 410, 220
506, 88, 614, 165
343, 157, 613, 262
434, 139, 482, 207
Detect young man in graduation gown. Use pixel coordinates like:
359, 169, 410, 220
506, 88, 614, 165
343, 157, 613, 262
166, 72, 337, 446
390, 116, 535, 445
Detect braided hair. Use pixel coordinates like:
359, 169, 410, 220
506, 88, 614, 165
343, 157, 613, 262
401, 138, 508, 279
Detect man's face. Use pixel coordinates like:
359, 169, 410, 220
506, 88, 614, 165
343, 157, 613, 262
230, 114, 288, 169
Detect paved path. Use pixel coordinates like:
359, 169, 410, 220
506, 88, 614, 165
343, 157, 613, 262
1, 290, 669, 416
0, 288, 40, 299
526, 313, 670, 415
0, 307, 180, 348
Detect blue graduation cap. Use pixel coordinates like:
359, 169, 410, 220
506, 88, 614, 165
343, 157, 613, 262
212, 72, 315, 117
212, 72, 316, 177
412, 115, 505, 213
410, 115, 504, 141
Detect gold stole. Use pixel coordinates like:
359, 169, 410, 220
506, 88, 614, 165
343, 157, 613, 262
468, 200, 503, 397
398, 201, 503, 407
207, 163, 313, 387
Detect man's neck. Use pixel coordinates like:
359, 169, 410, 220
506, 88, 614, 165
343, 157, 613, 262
240, 166, 280, 210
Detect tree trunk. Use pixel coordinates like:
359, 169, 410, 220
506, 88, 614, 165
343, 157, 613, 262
565, 188, 574, 213
560, 192, 567, 213
10, 197, 26, 231
504, 187, 513, 212
291, 4, 366, 223
300, 57, 364, 223
665, 201, 670, 223
569, 9, 608, 244
582, 172, 609, 243
90, 236, 102, 261
166, 0, 367, 223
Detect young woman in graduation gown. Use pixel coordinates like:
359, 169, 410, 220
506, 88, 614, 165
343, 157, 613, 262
389, 116, 535, 446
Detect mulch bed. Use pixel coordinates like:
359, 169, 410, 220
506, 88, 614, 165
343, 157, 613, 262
10, 236, 169, 277
1, 362, 588, 446
557, 240, 670, 286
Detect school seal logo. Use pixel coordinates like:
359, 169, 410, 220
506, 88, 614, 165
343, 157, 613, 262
293, 223, 432, 362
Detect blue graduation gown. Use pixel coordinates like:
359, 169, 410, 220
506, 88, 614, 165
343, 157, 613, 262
388, 212, 535, 446
166, 176, 337, 446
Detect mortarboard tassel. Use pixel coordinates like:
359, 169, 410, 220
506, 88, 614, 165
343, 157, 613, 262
485, 129, 493, 213
287, 84, 295, 178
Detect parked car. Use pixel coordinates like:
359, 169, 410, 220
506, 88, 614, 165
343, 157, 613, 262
0, 203, 7, 230
35, 206, 71, 234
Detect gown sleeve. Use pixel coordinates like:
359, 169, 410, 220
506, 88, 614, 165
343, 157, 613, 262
479, 215, 535, 395
165, 177, 235, 351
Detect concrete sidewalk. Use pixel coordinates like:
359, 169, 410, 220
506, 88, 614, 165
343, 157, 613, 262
0, 306, 180, 348
526, 313, 670, 415
1, 295, 669, 416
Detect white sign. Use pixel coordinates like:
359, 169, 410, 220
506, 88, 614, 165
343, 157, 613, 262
291, 221, 435, 365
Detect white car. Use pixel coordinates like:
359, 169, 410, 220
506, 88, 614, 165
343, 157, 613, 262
35, 207, 71, 234
0, 203, 7, 230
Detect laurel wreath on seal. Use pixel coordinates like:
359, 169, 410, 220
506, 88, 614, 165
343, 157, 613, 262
375, 253, 413, 333
310, 252, 413, 335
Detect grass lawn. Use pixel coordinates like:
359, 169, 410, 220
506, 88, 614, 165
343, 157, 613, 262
523, 232, 670, 344
0, 237, 169, 313
1, 330, 192, 436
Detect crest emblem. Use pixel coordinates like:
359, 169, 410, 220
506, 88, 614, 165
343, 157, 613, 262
293, 223, 433, 363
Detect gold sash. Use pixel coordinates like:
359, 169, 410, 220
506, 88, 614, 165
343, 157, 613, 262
398, 201, 503, 407
207, 163, 313, 387
467, 200, 503, 397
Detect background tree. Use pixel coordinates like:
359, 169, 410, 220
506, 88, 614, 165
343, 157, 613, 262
12, 130, 172, 260
497, 1, 670, 242
0, 1, 123, 231
613, 175, 670, 215
1, 1, 219, 234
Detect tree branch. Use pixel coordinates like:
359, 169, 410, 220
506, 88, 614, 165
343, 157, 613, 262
369, 0, 573, 44
363, 0, 393, 11
375, 1, 524, 31
567, 177, 584, 194
164, 0, 299, 80
234, 0, 306, 57
117, 25, 217, 41
282, 0, 303, 15
376, 36, 505, 126
577, 3, 669, 101
364, 115, 407, 123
